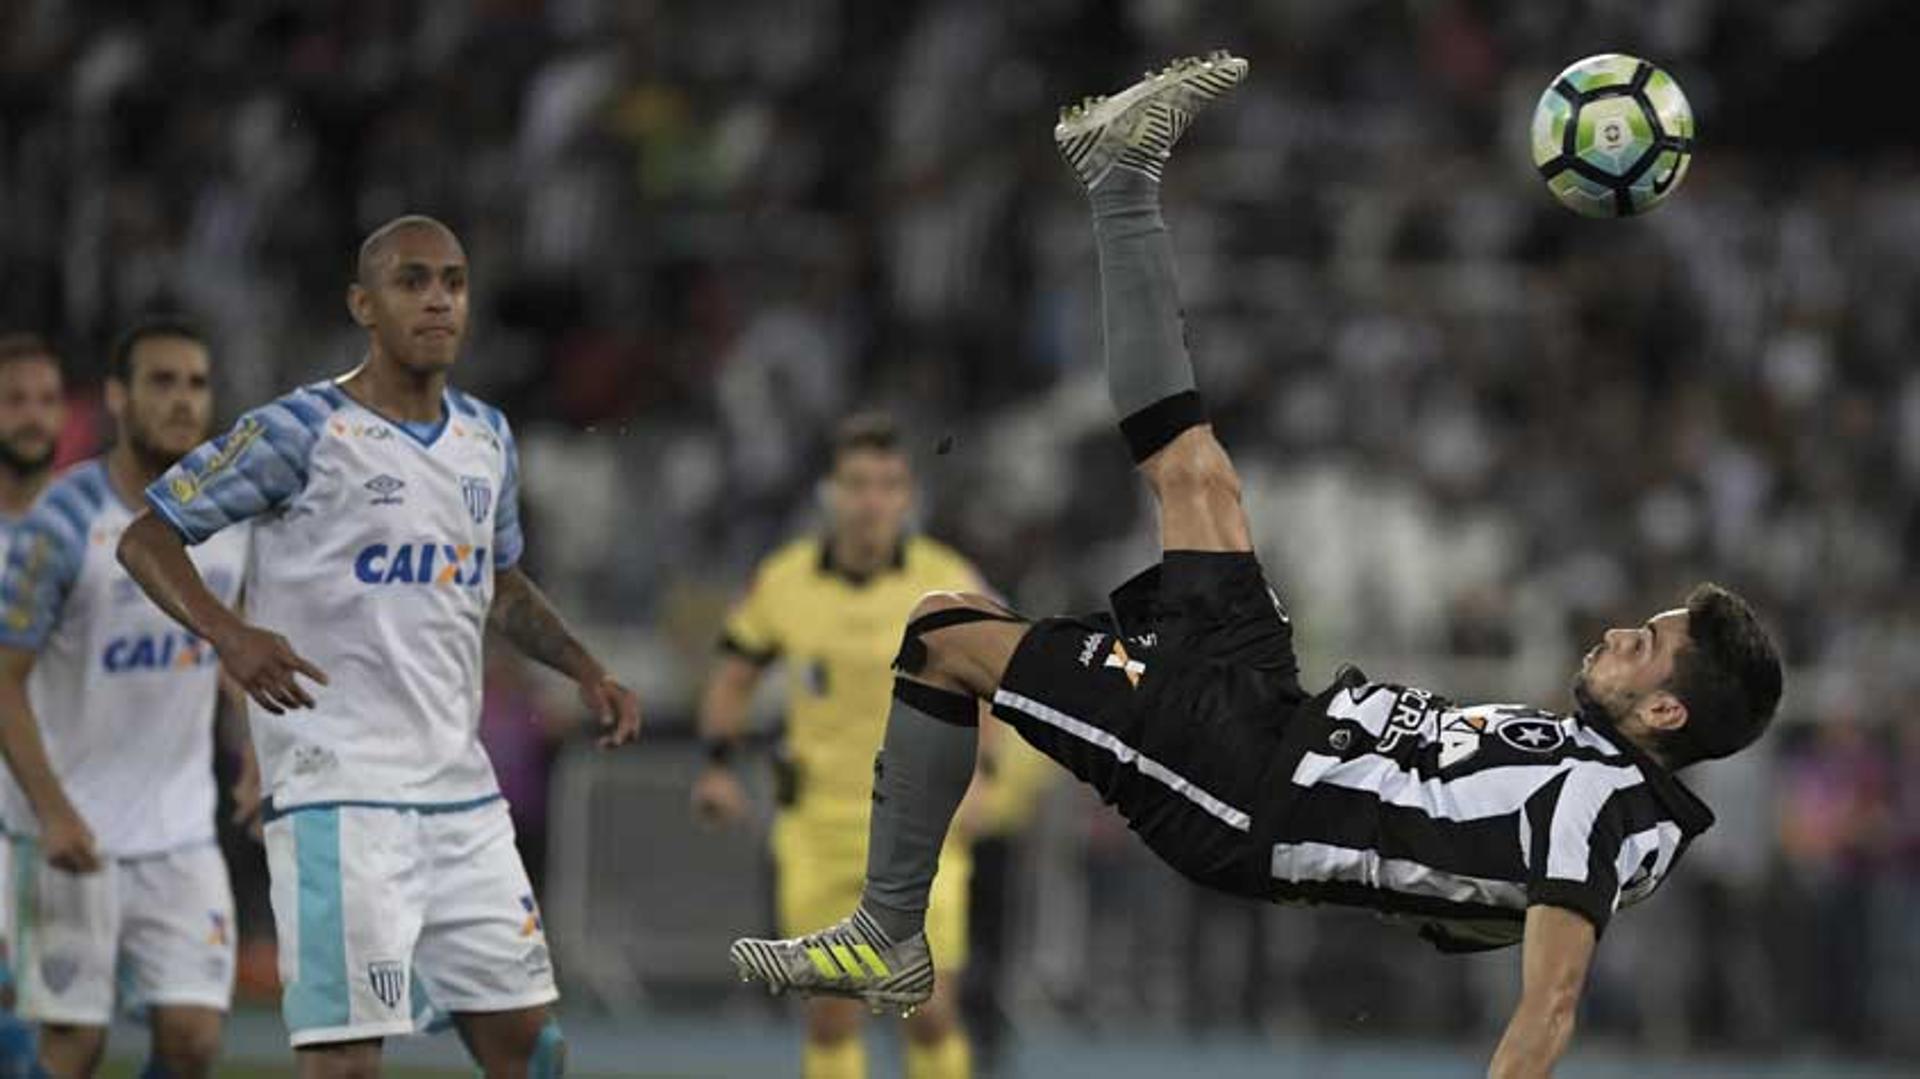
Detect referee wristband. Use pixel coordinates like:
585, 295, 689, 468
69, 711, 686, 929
704, 737, 739, 767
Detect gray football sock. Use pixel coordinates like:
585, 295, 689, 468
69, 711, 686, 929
859, 678, 979, 941
1091, 167, 1202, 462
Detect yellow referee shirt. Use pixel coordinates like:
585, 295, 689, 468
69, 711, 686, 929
722, 534, 982, 831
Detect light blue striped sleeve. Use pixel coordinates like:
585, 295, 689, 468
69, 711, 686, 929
489, 409, 524, 570
146, 390, 330, 544
0, 485, 96, 651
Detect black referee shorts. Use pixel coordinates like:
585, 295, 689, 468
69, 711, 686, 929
988, 551, 1307, 898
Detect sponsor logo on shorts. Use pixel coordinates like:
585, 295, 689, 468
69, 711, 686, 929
40, 953, 77, 995
1077, 634, 1107, 667
1103, 640, 1146, 689
1496, 716, 1566, 754
523, 941, 552, 980
291, 744, 338, 777
208, 911, 229, 947
519, 894, 544, 938
367, 959, 406, 1010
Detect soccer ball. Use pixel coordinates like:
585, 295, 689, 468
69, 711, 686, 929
1530, 53, 1695, 218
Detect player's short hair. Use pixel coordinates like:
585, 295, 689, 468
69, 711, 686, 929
1658, 583, 1783, 769
109, 316, 207, 383
0, 332, 60, 373
357, 215, 460, 285
831, 411, 905, 464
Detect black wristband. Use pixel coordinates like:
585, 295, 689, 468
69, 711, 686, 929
704, 737, 738, 766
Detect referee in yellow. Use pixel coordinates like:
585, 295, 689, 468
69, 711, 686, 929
694, 412, 987, 1079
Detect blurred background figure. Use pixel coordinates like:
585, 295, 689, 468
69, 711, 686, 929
3, 1, 1920, 1075
693, 413, 992, 1079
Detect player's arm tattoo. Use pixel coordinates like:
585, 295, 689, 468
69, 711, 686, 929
490, 566, 602, 682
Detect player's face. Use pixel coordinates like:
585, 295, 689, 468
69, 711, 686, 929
827, 449, 913, 551
0, 357, 65, 475
1574, 607, 1689, 721
114, 337, 213, 464
352, 229, 469, 374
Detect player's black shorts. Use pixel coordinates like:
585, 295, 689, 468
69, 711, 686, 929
988, 550, 1309, 899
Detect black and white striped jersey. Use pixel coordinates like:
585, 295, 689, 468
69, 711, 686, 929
1267, 672, 1715, 952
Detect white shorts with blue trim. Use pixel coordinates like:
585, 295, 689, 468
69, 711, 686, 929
5, 836, 235, 1025
263, 796, 557, 1048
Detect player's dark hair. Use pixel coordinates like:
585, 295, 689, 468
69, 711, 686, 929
109, 316, 206, 383
0, 332, 60, 372
831, 411, 905, 464
1657, 583, 1783, 769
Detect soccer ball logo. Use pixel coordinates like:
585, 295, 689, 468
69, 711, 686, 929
1531, 53, 1695, 218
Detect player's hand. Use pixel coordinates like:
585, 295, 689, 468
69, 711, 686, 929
691, 764, 750, 828
579, 670, 642, 748
42, 807, 101, 874
212, 621, 328, 715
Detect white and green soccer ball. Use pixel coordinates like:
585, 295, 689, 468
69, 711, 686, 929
1530, 53, 1695, 218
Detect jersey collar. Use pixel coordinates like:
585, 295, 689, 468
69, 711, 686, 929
334, 379, 454, 448
1581, 707, 1717, 838
816, 534, 908, 586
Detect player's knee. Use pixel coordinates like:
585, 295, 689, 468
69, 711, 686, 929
1143, 430, 1240, 503
806, 999, 863, 1044
903, 997, 958, 1044
906, 590, 991, 625
296, 1040, 382, 1079
896, 591, 990, 676
150, 1010, 222, 1077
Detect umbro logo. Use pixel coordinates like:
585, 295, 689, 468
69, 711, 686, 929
365, 474, 405, 506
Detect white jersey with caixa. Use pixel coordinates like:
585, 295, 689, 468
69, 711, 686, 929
145, 379, 525, 812
0, 460, 248, 855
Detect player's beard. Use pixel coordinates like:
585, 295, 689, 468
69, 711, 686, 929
0, 433, 56, 476
124, 418, 189, 472
1571, 676, 1624, 730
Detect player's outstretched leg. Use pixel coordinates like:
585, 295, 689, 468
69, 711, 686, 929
1057, 51, 1254, 553
730, 594, 1024, 1017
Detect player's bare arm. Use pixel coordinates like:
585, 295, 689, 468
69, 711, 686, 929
489, 565, 641, 748
1489, 905, 1598, 1078
691, 651, 763, 826
217, 671, 263, 837
0, 645, 99, 871
117, 511, 327, 715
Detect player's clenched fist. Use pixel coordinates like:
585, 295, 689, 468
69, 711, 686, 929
579, 669, 642, 748
210, 621, 329, 715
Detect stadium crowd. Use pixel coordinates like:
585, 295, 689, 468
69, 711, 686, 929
4, 0, 1918, 1063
